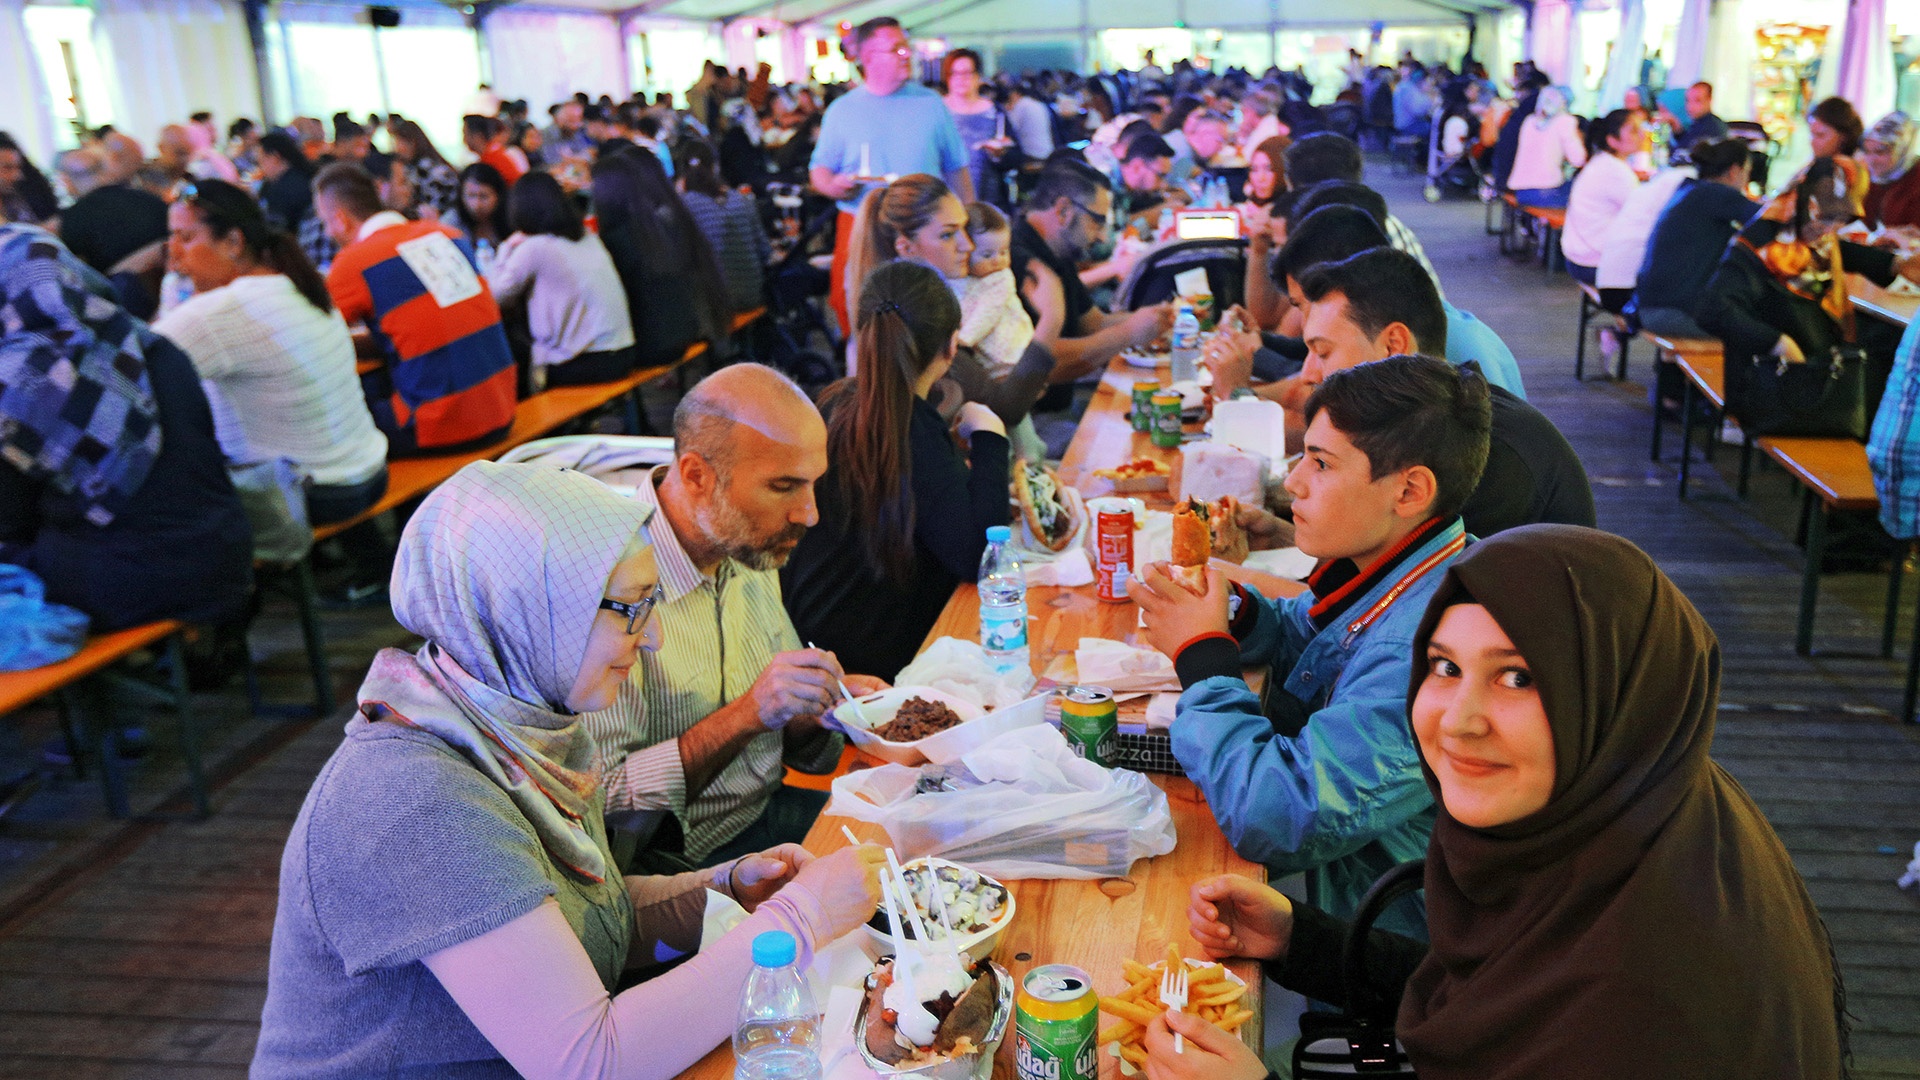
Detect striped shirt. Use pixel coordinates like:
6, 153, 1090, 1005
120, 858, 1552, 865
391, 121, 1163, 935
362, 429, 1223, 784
153, 274, 388, 486
328, 213, 517, 454
583, 468, 843, 859
1384, 213, 1445, 300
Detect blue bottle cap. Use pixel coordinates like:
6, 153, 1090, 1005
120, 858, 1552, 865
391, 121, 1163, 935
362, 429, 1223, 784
751, 930, 797, 967
987, 525, 1011, 543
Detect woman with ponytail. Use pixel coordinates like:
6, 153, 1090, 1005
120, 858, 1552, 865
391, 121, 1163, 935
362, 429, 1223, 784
781, 261, 1011, 680
153, 179, 390, 527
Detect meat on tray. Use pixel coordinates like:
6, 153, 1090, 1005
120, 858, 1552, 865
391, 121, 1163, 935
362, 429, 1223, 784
873, 696, 965, 742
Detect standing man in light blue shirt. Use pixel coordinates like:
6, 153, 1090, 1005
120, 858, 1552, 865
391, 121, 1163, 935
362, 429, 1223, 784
810, 16, 972, 331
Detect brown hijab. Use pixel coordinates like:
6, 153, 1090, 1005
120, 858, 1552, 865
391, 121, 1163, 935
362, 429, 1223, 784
1397, 525, 1845, 1080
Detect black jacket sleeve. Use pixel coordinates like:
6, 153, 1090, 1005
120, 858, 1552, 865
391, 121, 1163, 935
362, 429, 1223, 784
946, 340, 1055, 426
910, 408, 1012, 580
1264, 899, 1429, 1013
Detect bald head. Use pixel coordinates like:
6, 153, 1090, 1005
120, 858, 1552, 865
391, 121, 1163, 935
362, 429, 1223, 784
665, 363, 828, 573
156, 125, 192, 169
100, 132, 144, 183
673, 362, 823, 477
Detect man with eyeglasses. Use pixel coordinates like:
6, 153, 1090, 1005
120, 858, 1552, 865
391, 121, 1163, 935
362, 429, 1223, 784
1011, 158, 1175, 381
810, 16, 974, 332
583, 363, 889, 875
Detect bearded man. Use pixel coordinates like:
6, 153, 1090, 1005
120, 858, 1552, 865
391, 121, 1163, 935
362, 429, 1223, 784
583, 364, 889, 871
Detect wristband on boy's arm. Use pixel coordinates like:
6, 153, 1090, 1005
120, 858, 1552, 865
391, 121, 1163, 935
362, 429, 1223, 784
1226, 582, 1258, 639
1173, 632, 1241, 689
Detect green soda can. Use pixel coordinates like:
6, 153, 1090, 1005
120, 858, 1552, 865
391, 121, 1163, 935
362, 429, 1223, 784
1131, 380, 1160, 432
1014, 964, 1100, 1080
1057, 685, 1117, 767
1150, 390, 1183, 449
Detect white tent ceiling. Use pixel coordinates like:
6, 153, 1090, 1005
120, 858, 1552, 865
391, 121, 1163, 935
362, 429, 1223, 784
481, 0, 1513, 31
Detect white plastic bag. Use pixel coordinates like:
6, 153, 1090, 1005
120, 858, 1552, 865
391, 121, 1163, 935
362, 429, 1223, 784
825, 725, 1177, 880
892, 637, 1035, 709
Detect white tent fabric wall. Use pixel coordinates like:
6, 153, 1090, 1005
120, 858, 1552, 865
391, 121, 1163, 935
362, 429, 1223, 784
91, 0, 261, 150
1529, 0, 1575, 87
1666, 0, 1709, 86
274, 1, 479, 160
1699, 0, 1753, 126
484, 8, 630, 114
0, 0, 57, 166
1834, 0, 1895, 121
1597, 0, 1647, 112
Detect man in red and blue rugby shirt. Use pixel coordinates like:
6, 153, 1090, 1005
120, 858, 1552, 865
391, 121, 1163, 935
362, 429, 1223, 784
313, 163, 515, 457
1130, 355, 1491, 941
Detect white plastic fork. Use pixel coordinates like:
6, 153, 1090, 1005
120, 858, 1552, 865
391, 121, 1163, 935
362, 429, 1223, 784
1160, 963, 1189, 1054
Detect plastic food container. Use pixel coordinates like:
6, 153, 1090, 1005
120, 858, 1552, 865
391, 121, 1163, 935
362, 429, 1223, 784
861, 856, 1017, 960
853, 958, 1013, 1080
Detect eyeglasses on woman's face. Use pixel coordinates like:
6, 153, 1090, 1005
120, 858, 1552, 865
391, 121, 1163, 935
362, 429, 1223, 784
599, 582, 665, 635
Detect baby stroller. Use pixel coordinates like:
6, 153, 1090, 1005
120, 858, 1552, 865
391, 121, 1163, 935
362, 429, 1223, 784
1423, 108, 1486, 202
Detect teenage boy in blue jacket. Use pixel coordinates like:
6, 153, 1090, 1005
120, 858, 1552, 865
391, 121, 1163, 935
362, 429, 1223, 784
1131, 354, 1492, 937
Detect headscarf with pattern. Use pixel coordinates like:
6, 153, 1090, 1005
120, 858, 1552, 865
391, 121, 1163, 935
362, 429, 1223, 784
0, 225, 163, 526
1865, 112, 1916, 185
1397, 525, 1845, 1080
356, 461, 649, 883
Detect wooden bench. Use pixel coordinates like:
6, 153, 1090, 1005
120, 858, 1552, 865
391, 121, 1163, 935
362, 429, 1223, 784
1498, 195, 1566, 269
0, 620, 206, 819
1638, 333, 1744, 498
1755, 436, 1898, 660
1574, 281, 1631, 381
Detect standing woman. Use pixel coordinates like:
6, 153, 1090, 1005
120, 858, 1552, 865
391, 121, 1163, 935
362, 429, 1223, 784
487, 171, 637, 389
1156, 525, 1849, 1080
782, 261, 1010, 680
389, 118, 461, 220
151, 180, 389, 529
590, 148, 730, 369
253, 461, 884, 1078
943, 50, 1012, 208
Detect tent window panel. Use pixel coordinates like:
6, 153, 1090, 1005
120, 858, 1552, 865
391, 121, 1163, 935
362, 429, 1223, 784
379, 25, 482, 156
282, 23, 385, 131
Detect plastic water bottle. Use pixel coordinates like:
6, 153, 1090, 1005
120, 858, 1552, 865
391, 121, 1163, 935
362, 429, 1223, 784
734, 931, 820, 1080
473, 238, 496, 279
1170, 301, 1201, 384
979, 525, 1030, 676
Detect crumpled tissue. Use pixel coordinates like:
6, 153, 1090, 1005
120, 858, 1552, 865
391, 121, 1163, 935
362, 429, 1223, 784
1075, 637, 1181, 693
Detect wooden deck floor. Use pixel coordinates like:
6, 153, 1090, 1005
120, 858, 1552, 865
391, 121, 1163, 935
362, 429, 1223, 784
0, 165, 1916, 1077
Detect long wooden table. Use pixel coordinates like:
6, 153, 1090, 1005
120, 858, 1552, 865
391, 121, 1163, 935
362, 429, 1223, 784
679, 356, 1269, 1079
1852, 275, 1918, 329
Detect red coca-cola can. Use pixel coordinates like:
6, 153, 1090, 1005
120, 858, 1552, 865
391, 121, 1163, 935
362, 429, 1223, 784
1091, 497, 1135, 603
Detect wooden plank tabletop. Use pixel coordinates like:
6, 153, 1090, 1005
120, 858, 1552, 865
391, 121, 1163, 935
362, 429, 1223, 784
1851, 274, 1918, 329
677, 355, 1269, 1080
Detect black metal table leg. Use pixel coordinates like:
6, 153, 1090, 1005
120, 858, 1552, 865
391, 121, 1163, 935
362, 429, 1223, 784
1678, 378, 1697, 499
1796, 491, 1826, 656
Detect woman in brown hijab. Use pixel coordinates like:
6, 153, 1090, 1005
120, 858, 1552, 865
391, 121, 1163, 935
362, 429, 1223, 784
1144, 524, 1847, 1080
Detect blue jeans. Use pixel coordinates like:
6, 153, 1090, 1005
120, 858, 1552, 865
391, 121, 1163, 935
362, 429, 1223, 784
1566, 261, 1598, 286
1513, 182, 1571, 209
305, 468, 388, 527
1638, 306, 1710, 339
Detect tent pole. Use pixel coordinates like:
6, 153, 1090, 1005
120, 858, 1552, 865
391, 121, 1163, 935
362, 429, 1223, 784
242, 0, 277, 126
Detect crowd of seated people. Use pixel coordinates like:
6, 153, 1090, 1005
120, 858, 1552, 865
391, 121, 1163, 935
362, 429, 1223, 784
3, 40, 1912, 1080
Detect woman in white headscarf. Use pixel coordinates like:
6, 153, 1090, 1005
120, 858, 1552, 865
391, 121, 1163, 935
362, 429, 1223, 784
1506, 87, 1588, 209
1863, 112, 1920, 230
253, 461, 884, 1080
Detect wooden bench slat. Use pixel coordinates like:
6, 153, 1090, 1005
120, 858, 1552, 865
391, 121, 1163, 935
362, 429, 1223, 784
0, 621, 183, 716
1757, 436, 1880, 511
1676, 351, 1727, 411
